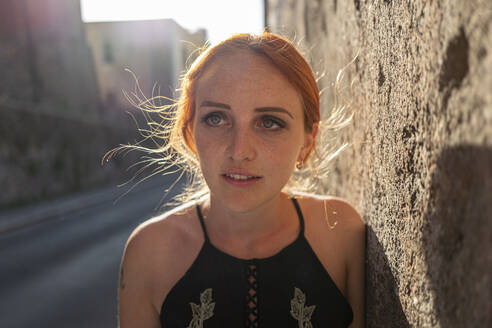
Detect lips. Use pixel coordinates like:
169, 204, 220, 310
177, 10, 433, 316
223, 173, 260, 180
221, 170, 262, 186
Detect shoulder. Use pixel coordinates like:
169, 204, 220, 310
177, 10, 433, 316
123, 201, 201, 263
131, 200, 202, 241
293, 192, 365, 268
120, 201, 205, 308
293, 192, 364, 232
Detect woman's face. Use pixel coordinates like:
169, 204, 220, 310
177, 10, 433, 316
192, 50, 316, 212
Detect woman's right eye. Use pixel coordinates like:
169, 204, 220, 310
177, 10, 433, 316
202, 112, 225, 126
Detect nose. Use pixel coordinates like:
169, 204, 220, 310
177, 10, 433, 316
226, 126, 256, 162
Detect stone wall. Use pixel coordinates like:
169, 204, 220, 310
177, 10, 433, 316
266, 0, 492, 326
0, 0, 100, 121
0, 0, 137, 209
0, 105, 136, 208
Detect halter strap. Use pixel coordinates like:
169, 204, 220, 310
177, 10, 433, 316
291, 198, 305, 235
195, 203, 210, 242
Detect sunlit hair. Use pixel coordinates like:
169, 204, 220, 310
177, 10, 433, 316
104, 32, 353, 206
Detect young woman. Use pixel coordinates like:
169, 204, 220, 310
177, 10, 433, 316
117, 32, 365, 328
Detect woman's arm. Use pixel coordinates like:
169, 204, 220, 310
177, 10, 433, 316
344, 207, 366, 328
118, 206, 201, 328
118, 226, 161, 328
302, 195, 366, 327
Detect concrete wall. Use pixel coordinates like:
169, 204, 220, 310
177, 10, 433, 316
266, 0, 492, 326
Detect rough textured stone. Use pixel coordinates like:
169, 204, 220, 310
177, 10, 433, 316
267, 0, 492, 326
0, 0, 136, 209
0, 105, 137, 208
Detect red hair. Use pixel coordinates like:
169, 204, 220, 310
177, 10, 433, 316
175, 32, 320, 159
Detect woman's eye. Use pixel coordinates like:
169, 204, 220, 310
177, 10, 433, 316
260, 116, 285, 130
203, 113, 224, 126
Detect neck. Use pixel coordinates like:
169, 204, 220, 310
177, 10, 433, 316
202, 192, 294, 249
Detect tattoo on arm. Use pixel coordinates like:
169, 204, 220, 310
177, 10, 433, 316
120, 267, 126, 290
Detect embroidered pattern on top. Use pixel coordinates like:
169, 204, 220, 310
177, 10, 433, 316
290, 287, 316, 328
187, 288, 215, 328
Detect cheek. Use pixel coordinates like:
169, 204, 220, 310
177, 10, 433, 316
194, 135, 213, 162
193, 127, 227, 169
261, 137, 301, 170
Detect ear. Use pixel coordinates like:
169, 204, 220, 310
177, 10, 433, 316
300, 122, 319, 160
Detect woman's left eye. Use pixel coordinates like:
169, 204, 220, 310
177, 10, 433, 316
260, 116, 285, 130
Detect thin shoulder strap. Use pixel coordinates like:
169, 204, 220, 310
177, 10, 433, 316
195, 204, 210, 242
291, 198, 305, 235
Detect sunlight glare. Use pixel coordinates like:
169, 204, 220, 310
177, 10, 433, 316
80, 0, 264, 44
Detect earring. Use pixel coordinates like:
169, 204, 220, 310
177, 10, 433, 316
296, 159, 303, 169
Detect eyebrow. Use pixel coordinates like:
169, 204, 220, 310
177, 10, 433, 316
199, 100, 231, 109
199, 101, 294, 119
255, 107, 294, 119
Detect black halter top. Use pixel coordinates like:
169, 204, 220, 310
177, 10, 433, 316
160, 198, 353, 327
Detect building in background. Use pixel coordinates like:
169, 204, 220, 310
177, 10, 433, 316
85, 19, 206, 109
0, 0, 100, 121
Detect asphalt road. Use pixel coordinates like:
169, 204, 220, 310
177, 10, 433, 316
0, 177, 183, 328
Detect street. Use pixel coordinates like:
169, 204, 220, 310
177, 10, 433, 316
0, 177, 183, 328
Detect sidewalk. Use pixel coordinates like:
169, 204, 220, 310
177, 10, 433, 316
0, 177, 175, 234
